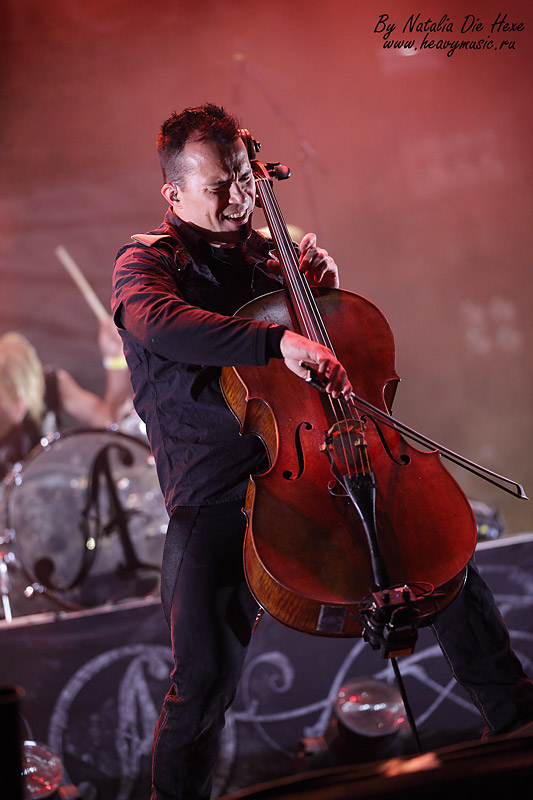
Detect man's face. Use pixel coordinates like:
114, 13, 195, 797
169, 136, 256, 245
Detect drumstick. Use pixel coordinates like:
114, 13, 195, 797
54, 245, 110, 322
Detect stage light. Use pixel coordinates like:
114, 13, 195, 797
22, 741, 63, 798
334, 677, 406, 737
328, 677, 408, 763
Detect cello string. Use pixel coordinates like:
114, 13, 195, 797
260, 179, 329, 342
257, 178, 365, 480
260, 184, 371, 480
257, 177, 364, 481
257, 179, 313, 335
249, 153, 360, 479
259, 172, 395, 485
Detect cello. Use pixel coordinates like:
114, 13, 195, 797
221, 130, 527, 659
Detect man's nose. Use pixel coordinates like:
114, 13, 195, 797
228, 180, 247, 203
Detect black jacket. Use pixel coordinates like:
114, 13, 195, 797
112, 209, 285, 513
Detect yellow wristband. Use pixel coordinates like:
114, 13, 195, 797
103, 355, 128, 370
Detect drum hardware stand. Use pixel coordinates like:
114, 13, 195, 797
0, 527, 35, 623
80, 443, 160, 583
0, 528, 78, 622
0, 541, 16, 623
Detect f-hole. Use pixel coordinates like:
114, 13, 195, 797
283, 421, 313, 480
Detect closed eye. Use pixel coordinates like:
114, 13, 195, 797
207, 171, 252, 193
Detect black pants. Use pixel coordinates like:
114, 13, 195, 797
151, 501, 258, 800
151, 500, 533, 800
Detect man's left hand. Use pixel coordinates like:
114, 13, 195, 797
266, 232, 340, 288
299, 233, 339, 288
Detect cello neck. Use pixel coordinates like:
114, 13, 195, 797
253, 166, 332, 350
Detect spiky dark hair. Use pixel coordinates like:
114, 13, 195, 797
157, 103, 241, 185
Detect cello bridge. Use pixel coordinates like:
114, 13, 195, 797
320, 419, 372, 482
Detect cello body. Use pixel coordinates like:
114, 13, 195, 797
221, 286, 477, 637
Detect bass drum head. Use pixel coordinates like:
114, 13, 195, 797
3, 428, 168, 615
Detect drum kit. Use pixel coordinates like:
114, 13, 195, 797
0, 248, 170, 622
0, 427, 168, 621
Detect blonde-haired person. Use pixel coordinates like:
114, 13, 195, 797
0, 319, 133, 478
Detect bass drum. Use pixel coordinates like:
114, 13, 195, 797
3, 428, 168, 615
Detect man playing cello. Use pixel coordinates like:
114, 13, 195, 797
112, 103, 533, 800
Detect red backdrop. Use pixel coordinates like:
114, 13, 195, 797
1, 0, 532, 531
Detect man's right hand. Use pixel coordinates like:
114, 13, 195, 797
279, 330, 352, 400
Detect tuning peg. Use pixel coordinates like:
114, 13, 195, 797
266, 162, 291, 181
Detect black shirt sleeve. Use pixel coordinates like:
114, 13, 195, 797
265, 324, 286, 359
112, 245, 284, 368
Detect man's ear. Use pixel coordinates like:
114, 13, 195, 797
161, 183, 179, 207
